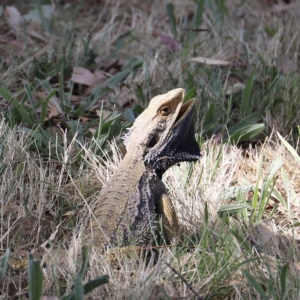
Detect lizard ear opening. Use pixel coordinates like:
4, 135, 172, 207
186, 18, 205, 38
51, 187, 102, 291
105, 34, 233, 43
147, 136, 158, 148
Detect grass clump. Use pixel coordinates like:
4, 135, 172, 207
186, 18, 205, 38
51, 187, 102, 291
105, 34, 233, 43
1, 0, 300, 299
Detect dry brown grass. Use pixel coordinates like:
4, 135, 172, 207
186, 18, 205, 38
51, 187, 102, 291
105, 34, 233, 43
1, 118, 300, 298
1, 0, 300, 299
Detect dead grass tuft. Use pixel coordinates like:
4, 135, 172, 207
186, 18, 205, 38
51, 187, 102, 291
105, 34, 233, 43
1, 119, 299, 298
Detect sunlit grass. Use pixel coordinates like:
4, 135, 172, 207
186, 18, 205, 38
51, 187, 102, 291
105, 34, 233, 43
0, 0, 300, 299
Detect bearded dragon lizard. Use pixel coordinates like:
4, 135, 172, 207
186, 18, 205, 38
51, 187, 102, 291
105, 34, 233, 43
81, 88, 201, 252
6, 88, 200, 271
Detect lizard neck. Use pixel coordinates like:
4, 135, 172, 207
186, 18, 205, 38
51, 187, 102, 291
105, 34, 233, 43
122, 145, 144, 165
122, 145, 162, 179
115, 148, 145, 177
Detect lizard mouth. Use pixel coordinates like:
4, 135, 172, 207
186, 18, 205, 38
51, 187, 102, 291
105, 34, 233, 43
174, 98, 195, 126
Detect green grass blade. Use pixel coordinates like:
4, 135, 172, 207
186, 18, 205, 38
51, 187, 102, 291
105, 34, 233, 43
28, 254, 43, 300
230, 230, 251, 252
106, 70, 130, 88
112, 31, 132, 55
34, 3, 51, 33
241, 72, 254, 117
0, 85, 35, 127
122, 108, 136, 123
279, 264, 289, 297
78, 246, 89, 280
24, 82, 39, 123
135, 85, 146, 106
229, 123, 265, 144
166, 3, 177, 39
251, 155, 263, 223
229, 257, 259, 272
193, 0, 205, 28
277, 132, 300, 164
11, 99, 35, 127
62, 275, 109, 300
268, 157, 283, 179
0, 248, 10, 279
83, 275, 109, 294
218, 203, 249, 217
39, 90, 56, 124
75, 274, 84, 300
204, 202, 209, 225
0, 85, 14, 102
202, 102, 218, 134
122, 56, 143, 71
59, 60, 68, 108
244, 270, 269, 300
257, 157, 283, 221
222, 186, 253, 200
73, 86, 110, 118
183, 86, 197, 102
211, 144, 224, 179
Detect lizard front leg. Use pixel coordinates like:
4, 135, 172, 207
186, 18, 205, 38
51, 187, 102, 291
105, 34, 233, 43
157, 193, 180, 243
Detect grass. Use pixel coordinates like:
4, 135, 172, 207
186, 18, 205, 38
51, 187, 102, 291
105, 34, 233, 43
0, 0, 300, 299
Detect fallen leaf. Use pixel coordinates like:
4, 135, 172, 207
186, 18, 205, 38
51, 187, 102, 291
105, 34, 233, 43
71, 66, 107, 86
159, 34, 181, 51
279, 55, 297, 74
79, 116, 90, 124
266, 3, 300, 15
255, 222, 275, 247
96, 109, 112, 119
49, 95, 64, 114
191, 56, 231, 66
225, 82, 245, 96
94, 70, 107, 80
89, 128, 97, 135
48, 104, 59, 119
71, 66, 95, 86
0, 38, 24, 50
69, 94, 86, 104
6, 6, 22, 30
250, 220, 293, 256
63, 211, 75, 216
85, 76, 108, 95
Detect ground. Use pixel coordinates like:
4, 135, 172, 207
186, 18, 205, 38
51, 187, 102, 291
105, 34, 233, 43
0, 0, 300, 299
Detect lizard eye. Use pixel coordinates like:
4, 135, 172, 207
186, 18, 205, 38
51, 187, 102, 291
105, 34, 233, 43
159, 106, 171, 116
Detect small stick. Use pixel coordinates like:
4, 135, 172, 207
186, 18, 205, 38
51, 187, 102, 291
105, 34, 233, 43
162, 258, 203, 300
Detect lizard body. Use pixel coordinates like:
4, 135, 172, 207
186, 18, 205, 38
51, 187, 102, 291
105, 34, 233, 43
82, 88, 201, 249
6, 88, 200, 273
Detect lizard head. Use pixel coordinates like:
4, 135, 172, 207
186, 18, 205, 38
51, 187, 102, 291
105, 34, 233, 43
124, 88, 200, 176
